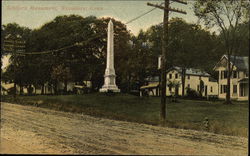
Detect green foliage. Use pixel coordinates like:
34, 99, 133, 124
186, 88, 200, 99
2, 11, 249, 94
194, 0, 250, 104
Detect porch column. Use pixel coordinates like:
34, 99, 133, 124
237, 83, 240, 98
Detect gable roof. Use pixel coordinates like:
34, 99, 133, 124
167, 66, 211, 77
214, 55, 249, 72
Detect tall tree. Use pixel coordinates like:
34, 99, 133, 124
2, 23, 32, 95
194, 0, 250, 104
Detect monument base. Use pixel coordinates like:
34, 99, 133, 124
99, 85, 120, 92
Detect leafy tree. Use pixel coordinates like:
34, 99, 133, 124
51, 64, 72, 94
194, 0, 250, 104
2, 23, 32, 95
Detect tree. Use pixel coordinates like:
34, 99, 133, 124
146, 18, 220, 97
2, 23, 32, 95
194, 0, 250, 104
51, 64, 72, 94
167, 80, 181, 102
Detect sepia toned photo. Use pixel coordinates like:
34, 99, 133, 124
1, 0, 249, 155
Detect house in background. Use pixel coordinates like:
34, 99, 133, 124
1, 80, 92, 95
140, 66, 218, 97
214, 55, 249, 101
166, 67, 218, 97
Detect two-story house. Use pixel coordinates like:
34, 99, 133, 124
213, 55, 249, 101
166, 67, 218, 97
140, 66, 218, 97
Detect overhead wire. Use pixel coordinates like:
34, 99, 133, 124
13, 2, 166, 56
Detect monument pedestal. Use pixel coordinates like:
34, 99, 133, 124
99, 71, 120, 92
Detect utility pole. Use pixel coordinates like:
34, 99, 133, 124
147, 0, 187, 123
4, 34, 26, 98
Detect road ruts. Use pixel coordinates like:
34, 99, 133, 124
0, 102, 248, 155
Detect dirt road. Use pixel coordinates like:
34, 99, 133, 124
0, 102, 248, 155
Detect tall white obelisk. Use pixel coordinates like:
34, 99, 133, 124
99, 20, 120, 92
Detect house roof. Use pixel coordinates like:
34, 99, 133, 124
228, 55, 249, 72
140, 82, 159, 89
214, 55, 249, 72
168, 66, 211, 77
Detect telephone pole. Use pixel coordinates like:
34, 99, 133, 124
4, 34, 26, 98
147, 0, 187, 123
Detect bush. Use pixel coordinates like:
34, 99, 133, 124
186, 88, 200, 99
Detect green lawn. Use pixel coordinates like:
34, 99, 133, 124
1, 93, 248, 137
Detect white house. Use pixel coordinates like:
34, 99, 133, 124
140, 66, 218, 97
213, 55, 249, 101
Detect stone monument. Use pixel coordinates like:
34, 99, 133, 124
99, 20, 120, 92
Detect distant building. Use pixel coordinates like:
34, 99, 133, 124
1, 80, 92, 95
140, 66, 218, 97
214, 55, 249, 101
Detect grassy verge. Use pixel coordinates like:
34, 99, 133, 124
1, 93, 248, 137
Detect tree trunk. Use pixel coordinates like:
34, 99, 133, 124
181, 67, 186, 97
14, 82, 17, 98
128, 75, 131, 93
34, 85, 37, 94
41, 83, 44, 95
226, 55, 232, 104
64, 80, 68, 94
54, 81, 58, 95
20, 83, 23, 95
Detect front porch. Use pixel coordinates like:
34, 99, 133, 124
237, 78, 249, 101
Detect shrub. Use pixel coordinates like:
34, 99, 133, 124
186, 88, 200, 99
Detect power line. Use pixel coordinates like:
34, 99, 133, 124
12, 3, 167, 56
15, 33, 106, 56
125, 2, 164, 24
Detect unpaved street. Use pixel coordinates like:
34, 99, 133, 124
0, 102, 248, 155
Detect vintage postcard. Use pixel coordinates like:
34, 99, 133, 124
1, 0, 249, 155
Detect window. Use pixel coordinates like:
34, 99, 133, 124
169, 74, 172, 79
221, 85, 227, 93
187, 75, 190, 79
221, 71, 223, 79
187, 84, 190, 88
175, 74, 178, 79
224, 71, 228, 79
233, 71, 237, 78
233, 85, 237, 93
169, 86, 172, 92
220, 85, 223, 94
221, 71, 229, 79
210, 86, 213, 92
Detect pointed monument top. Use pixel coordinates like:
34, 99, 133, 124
109, 19, 113, 25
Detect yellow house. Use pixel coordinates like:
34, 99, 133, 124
213, 55, 249, 101
140, 66, 218, 97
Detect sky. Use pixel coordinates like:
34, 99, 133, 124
1, 0, 216, 70
2, 0, 201, 35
